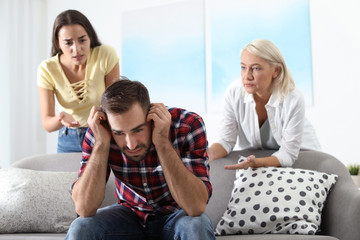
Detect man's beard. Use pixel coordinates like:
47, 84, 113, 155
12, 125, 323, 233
122, 144, 151, 162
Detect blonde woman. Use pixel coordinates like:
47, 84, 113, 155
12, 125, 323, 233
208, 39, 320, 169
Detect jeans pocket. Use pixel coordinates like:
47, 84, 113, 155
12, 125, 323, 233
58, 126, 68, 138
57, 127, 83, 153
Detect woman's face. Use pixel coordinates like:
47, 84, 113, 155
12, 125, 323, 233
241, 50, 279, 99
57, 24, 91, 66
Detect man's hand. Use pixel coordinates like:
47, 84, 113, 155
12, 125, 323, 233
146, 103, 171, 146
73, 106, 111, 217
58, 111, 80, 128
87, 106, 111, 143
224, 155, 256, 170
148, 103, 209, 216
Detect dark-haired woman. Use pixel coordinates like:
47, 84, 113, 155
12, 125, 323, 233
37, 9, 119, 153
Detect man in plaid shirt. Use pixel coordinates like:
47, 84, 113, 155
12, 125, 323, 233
66, 79, 215, 239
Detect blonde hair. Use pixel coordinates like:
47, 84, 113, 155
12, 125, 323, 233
241, 39, 295, 96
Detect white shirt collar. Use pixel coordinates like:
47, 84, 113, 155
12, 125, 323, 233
243, 88, 284, 107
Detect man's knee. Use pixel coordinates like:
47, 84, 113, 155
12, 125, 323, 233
181, 214, 212, 228
66, 216, 103, 240
174, 213, 215, 239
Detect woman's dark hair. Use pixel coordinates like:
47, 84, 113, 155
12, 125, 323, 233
51, 9, 101, 56
101, 79, 151, 115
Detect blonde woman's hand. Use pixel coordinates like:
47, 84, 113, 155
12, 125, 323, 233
224, 155, 256, 170
58, 112, 80, 128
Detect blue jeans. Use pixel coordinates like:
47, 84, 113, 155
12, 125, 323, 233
65, 204, 216, 240
57, 126, 87, 153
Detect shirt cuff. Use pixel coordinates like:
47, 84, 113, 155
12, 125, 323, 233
272, 150, 295, 167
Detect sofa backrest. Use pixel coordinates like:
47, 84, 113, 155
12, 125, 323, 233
12, 150, 359, 239
11, 152, 117, 208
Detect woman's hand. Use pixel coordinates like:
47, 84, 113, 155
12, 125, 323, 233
224, 155, 281, 169
224, 155, 256, 170
58, 112, 80, 128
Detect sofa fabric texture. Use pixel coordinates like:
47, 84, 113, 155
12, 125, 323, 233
0, 150, 359, 239
0, 168, 77, 233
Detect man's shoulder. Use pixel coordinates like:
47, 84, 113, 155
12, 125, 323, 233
167, 107, 205, 133
167, 107, 207, 149
168, 107, 203, 121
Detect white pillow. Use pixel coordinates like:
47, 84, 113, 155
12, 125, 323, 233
215, 158, 338, 236
0, 168, 78, 233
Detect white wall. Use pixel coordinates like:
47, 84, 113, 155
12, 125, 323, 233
1, 0, 359, 168
0, 0, 11, 167
308, 0, 360, 165
0, 0, 47, 167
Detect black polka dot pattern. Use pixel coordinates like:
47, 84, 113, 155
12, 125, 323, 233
215, 157, 338, 236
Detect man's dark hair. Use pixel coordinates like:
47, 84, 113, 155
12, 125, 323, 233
51, 9, 101, 56
101, 79, 151, 115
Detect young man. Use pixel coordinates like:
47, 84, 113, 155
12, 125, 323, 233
66, 79, 215, 239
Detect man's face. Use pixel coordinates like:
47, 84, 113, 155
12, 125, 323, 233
107, 103, 152, 161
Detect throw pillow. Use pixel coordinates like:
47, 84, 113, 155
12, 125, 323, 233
0, 168, 78, 233
215, 157, 338, 236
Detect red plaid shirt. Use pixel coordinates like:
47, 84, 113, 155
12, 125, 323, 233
76, 107, 212, 223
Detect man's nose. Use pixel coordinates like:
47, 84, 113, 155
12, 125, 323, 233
126, 134, 137, 150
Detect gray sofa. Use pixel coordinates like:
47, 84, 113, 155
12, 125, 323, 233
1, 149, 359, 239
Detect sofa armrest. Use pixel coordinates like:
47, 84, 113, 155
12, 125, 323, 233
293, 151, 360, 240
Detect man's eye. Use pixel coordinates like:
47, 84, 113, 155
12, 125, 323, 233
134, 128, 142, 133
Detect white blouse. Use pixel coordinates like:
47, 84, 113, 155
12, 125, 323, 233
216, 80, 320, 167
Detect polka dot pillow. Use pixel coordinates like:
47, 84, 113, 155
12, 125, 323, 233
215, 157, 338, 236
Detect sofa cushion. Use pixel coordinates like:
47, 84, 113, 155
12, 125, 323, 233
215, 157, 338, 236
0, 168, 78, 233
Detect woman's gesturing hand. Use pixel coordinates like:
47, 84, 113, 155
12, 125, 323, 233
224, 155, 256, 170
58, 111, 80, 128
